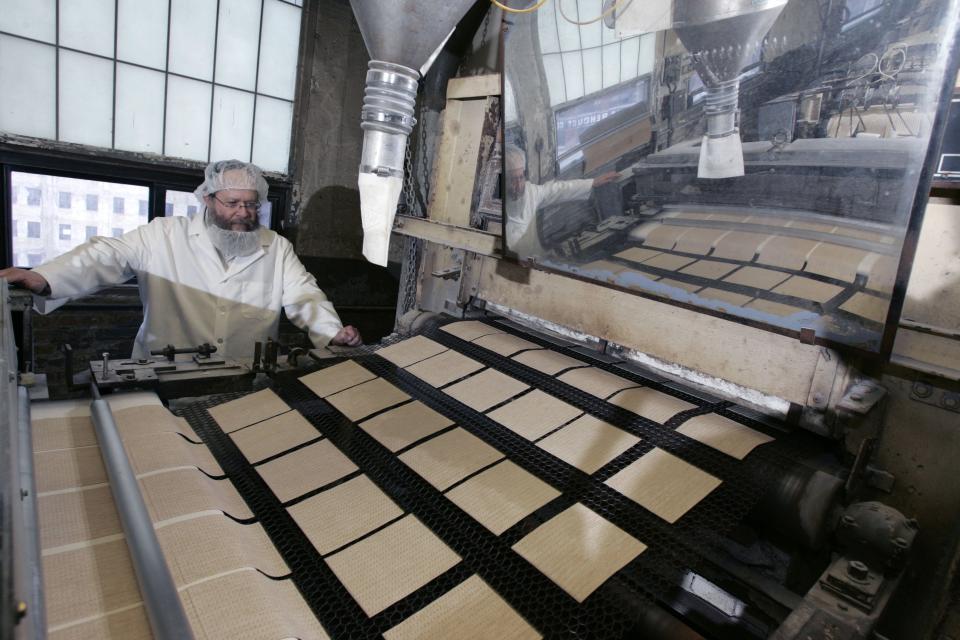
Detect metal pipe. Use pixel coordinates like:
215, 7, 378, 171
89, 398, 194, 640
359, 61, 419, 178
17, 386, 45, 640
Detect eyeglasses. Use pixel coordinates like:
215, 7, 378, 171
213, 195, 261, 212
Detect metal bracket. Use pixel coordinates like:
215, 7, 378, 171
820, 558, 883, 612
909, 379, 960, 413
430, 266, 462, 280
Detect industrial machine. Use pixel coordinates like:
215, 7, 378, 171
4, 0, 960, 639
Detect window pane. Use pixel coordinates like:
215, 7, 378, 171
169, 0, 218, 81
620, 37, 640, 82
542, 54, 566, 107
11, 172, 148, 266
578, 1, 603, 48
257, 0, 301, 100
561, 51, 585, 103
601, 43, 619, 89
165, 190, 197, 217
582, 47, 602, 96
114, 197, 125, 214
638, 33, 655, 76
139, 199, 149, 216
215, 0, 261, 91
115, 63, 166, 154
59, 0, 115, 58
117, 0, 169, 69
258, 200, 272, 229
165, 76, 212, 162
537, 2, 560, 54
0, 0, 56, 43
210, 86, 255, 162
251, 95, 293, 173
0, 36, 56, 139
59, 49, 114, 148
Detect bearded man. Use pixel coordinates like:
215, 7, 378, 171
0, 159, 361, 362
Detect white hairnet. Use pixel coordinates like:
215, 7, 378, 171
194, 159, 269, 206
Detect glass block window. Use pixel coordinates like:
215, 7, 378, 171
536, 0, 656, 107
0, 0, 303, 173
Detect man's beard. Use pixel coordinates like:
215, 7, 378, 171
205, 211, 260, 259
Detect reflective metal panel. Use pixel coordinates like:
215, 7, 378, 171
504, 0, 960, 353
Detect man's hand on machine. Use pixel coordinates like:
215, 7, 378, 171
331, 325, 362, 347
591, 172, 619, 188
0, 267, 51, 295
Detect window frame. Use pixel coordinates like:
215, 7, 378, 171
1, 146, 289, 268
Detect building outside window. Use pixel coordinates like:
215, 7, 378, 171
10, 172, 149, 266
111, 227, 123, 238
113, 197, 125, 214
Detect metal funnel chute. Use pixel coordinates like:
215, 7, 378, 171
349, 0, 476, 266
672, 0, 788, 178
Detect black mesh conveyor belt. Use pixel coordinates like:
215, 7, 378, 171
180, 378, 675, 637
175, 320, 817, 638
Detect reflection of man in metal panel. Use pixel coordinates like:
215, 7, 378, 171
504, 144, 618, 258
0, 160, 361, 362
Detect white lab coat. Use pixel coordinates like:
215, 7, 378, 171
505, 179, 594, 258
33, 213, 344, 363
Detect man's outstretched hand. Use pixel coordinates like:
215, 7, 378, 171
0, 268, 50, 295
331, 325, 362, 347
591, 172, 620, 188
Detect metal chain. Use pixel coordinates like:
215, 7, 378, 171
418, 96, 430, 208
479, 10, 491, 62
395, 85, 429, 321
401, 135, 416, 215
